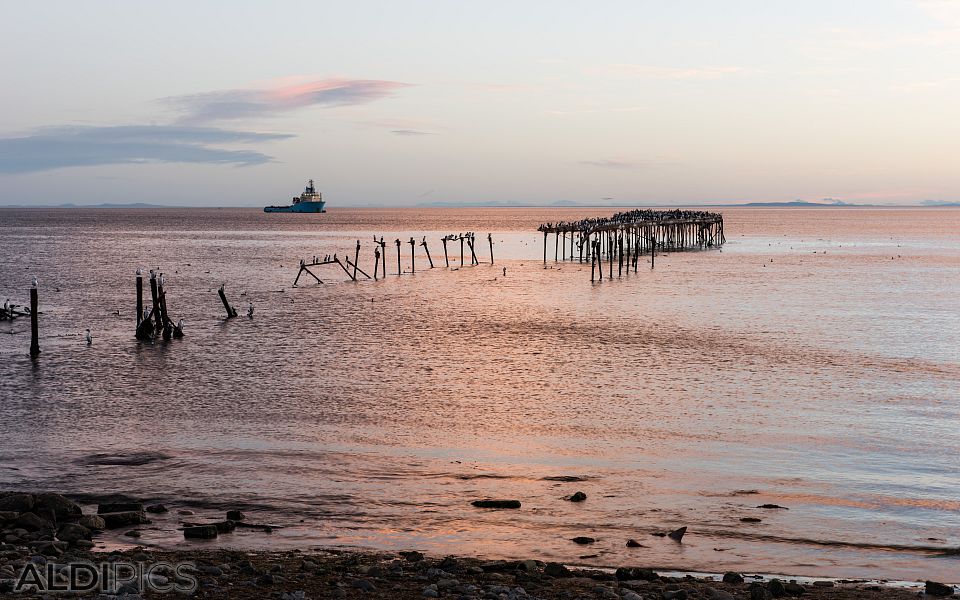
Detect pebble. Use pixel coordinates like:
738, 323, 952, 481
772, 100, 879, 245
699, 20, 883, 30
571, 536, 596, 545
351, 578, 377, 592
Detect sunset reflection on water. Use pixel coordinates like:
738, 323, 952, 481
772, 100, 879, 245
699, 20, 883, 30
1, 207, 958, 582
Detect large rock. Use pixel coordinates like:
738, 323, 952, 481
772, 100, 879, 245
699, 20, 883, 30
0, 493, 35, 513
34, 493, 81, 520
14, 511, 54, 532
544, 562, 571, 578
183, 525, 218, 539
57, 523, 92, 544
925, 582, 955, 597
100, 511, 148, 529
97, 502, 144, 514
615, 567, 659, 581
78, 514, 106, 530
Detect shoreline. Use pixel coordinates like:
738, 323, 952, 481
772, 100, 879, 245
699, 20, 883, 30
2, 491, 957, 598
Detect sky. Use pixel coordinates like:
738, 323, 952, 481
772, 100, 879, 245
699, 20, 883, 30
1, 0, 959, 207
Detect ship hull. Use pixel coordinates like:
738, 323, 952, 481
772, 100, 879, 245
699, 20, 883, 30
263, 201, 326, 213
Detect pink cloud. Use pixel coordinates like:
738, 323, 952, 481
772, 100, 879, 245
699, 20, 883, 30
165, 78, 413, 123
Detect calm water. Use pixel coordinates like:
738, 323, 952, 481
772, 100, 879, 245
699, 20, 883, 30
0, 207, 958, 582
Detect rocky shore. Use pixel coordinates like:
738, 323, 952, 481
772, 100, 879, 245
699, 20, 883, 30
1, 491, 956, 599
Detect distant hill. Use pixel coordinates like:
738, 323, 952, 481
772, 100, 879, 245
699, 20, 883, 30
920, 200, 960, 207
0, 202, 166, 208
741, 199, 856, 207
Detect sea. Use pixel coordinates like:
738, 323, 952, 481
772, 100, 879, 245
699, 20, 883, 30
0, 206, 957, 583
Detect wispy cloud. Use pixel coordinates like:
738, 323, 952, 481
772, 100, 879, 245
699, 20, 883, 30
391, 129, 434, 136
591, 64, 752, 80
892, 76, 960, 92
547, 106, 646, 116
579, 158, 674, 170
0, 125, 292, 174
165, 78, 413, 124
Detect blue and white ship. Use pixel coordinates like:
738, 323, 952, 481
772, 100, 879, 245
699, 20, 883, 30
264, 179, 326, 213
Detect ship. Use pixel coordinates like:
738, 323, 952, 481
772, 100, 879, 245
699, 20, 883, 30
264, 179, 326, 213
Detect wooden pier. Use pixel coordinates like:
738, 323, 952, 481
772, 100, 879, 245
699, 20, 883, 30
537, 209, 725, 281
293, 233, 494, 285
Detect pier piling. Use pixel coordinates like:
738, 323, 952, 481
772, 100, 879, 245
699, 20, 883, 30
218, 284, 238, 318
29, 280, 39, 358
135, 268, 143, 327
148, 270, 161, 331
421, 237, 434, 268
353, 240, 360, 281
395, 239, 402, 275
409, 237, 416, 273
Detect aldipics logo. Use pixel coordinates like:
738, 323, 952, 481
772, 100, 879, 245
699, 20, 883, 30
8, 561, 198, 594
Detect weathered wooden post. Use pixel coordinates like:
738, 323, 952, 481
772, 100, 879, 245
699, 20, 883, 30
441, 235, 450, 267
554, 229, 559, 261
136, 268, 143, 327
395, 238, 402, 275
468, 233, 479, 265
157, 274, 172, 338
421, 237, 434, 268
618, 232, 623, 277
487, 233, 494, 264
149, 270, 161, 330
459, 233, 465, 266
373, 248, 381, 280
409, 237, 416, 273
218, 284, 237, 318
29, 278, 39, 358
597, 239, 603, 280
590, 243, 596, 282
379, 237, 387, 278
353, 240, 360, 281
651, 237, 656, 269
609, 232, 614, 279
543, 230, 547, 264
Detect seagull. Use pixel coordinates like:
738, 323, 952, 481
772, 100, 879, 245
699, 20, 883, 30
172, 318, 184, 338
85, 329, 92, 345
247, 302, 254, 318
31, 277, 38, 288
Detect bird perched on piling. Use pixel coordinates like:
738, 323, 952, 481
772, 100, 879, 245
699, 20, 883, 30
172, 319, 184, 338
85, 329, 92, 345
247, 302, 254, 318
32, 277, 38, 288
